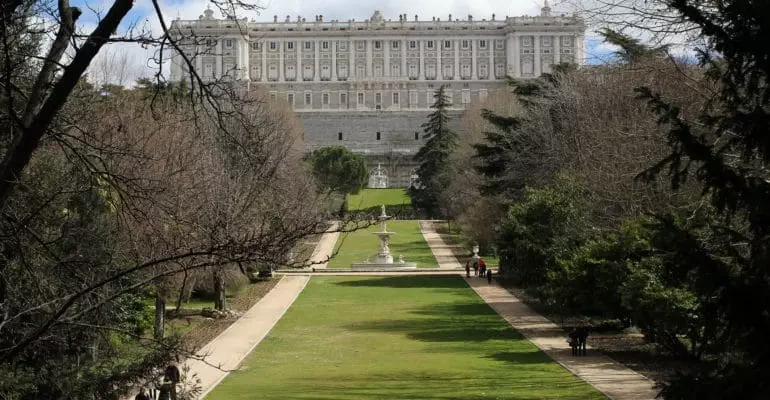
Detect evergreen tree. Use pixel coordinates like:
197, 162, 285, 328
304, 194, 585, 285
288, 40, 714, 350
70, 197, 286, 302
598, 28, 668, 64
635, 0, 770, 397
410, 85, 457, 213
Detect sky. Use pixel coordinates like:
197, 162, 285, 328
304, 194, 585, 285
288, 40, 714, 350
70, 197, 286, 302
67, 0, 617, 85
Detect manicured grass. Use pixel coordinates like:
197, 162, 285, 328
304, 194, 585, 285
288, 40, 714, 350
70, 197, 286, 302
347, 188, 411, 211
207, 276, 605, 400
328, 220, 438, 268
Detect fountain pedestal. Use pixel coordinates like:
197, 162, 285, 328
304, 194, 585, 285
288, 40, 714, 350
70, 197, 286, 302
351, 205, 417, 270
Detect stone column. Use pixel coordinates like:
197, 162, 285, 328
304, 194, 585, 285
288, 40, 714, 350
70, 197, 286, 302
488, 39, 494, 79
401, 39, 407, 78
419, 41, 425, 79
314, 40, 320, 81
296, 39, 302, 81
436, 42, 441, 80
553, 35, 560, 66
331, 39, 337, 80
384, 38, 390, 77
366, 39, 373, 77
241, 39, 249, 80
215, 40, 223, 78
453, 38, 460, 80
349, 40, 355, 78
471, 38, 478, 80
512, 34, 520, 77
261, 41, 266, 82
577, 34, 585, 65
195, 45, 203, 79
278, 40, 284, 82
534, 35, 541, 77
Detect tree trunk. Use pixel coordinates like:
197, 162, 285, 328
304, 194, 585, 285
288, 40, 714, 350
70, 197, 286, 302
154, 286, 166, 340
213, 269, 227, 311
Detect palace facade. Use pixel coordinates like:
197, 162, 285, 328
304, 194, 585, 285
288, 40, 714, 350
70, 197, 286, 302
169, 3, 585, 187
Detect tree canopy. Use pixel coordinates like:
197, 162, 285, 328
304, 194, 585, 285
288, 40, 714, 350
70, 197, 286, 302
309, 146, 369, 195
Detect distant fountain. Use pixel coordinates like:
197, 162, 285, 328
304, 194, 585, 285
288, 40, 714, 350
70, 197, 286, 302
351, 205, 417, 270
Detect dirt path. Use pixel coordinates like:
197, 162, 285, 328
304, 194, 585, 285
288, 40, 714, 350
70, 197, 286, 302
306, 221, 339, 269
419, 220, 464, 269
184, 274, 310, 398
464, 277, 659, 399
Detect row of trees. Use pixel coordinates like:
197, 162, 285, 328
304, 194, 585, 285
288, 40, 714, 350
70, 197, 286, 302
0, 1, 346, 397
416, 0, 770, 397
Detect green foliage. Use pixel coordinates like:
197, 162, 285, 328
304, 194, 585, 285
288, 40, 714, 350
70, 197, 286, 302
496, 174, 590, 287
410, 85, 458, 213
598, 28, 668, 63
309, 146, 369, 195
549, 219, 655, 324
633, 1, 770, 397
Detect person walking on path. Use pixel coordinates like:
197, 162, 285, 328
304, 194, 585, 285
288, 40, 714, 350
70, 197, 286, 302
465, 261, 471, 277
473, 260, 479, 277
487, 269, 493, 284
134, 389, 151, 400
479, 258, 487, 278
164, 363, 181, 400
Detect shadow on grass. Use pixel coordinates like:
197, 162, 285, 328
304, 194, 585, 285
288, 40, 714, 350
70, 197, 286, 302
334, 275, 465, 289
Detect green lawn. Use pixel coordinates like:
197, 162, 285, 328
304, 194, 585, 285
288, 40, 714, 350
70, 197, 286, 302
207, 276, 605, 400
328, 220, 438, 268
347, 188, 411, 211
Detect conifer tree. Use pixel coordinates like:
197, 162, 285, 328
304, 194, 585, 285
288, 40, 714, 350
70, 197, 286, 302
410, 85, 457, 213
635, 0, 770, 397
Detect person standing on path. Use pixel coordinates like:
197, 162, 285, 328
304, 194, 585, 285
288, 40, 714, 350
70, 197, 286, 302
487, 269, 493, 284
479, 258, 486, 278
465, 261, 471, 277
473, 260, 479, 277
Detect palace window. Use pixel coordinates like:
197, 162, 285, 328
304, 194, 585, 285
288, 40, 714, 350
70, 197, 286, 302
414, 131, 419, 140
443, 40, 452, 49
409, 90, 418, 106
357, 92, 365, 105
304, 92, 312, 105
426, 40, 434, 49
461, 40, 469, 49
322, 41, 329, 49
269, 41, 277, 50
340, 92, 347, 107
375, 92, 382, 104
409, 40, 417, 49
251, 42, 260, 50
356, 40, 365, 51
479, 39, 487, 49
392, 92, 399, 106
338, 132, 343, 140
287, 93, 295, 106
322, 92, 329, 105
376, 132, 381, 140
304, 41, 312, 49
461, 89, 471, 104
374, 41, 382, 49
224, 39, 233, 48
495, 39, 504, 49
392, 41, 399, 49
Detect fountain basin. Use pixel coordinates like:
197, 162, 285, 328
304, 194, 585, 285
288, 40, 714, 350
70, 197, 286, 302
350, 262, 418, 270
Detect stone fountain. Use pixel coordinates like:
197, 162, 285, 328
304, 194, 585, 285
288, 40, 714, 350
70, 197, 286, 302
351, 205, 417, 270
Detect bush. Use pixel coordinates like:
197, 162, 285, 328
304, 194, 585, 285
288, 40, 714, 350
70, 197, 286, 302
496, 174, 590, 287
